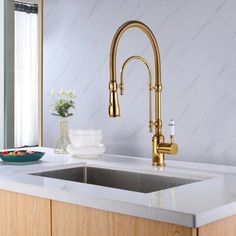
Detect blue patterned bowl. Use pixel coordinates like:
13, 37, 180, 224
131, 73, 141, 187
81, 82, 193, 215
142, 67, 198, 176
0, 150, 45, 163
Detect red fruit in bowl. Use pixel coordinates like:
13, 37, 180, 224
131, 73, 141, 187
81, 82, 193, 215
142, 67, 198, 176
1, 151, 9, 155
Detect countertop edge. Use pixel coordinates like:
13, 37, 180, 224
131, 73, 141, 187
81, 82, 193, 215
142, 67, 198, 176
0, 176, 196, 228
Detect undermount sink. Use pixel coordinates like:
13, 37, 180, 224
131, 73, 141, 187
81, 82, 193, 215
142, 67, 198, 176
30, 166, 199, 193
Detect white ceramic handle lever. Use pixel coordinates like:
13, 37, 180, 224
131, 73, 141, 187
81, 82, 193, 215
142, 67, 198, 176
169, 119, 175, 143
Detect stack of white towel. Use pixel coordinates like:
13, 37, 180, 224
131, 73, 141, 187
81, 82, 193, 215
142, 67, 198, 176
67, 129, 105, 158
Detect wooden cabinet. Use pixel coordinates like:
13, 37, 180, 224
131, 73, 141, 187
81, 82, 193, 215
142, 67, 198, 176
51, 201, 236, 236
0, 189, 236, 236
0, 190, 51, 236
197, 215, 236, 236
51, 200, 197, 236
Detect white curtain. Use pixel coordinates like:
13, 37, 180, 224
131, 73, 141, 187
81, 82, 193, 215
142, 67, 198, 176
14, 10, 38, 147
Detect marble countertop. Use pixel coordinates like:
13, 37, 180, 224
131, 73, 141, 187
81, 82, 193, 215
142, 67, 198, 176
1, 147, 236, 228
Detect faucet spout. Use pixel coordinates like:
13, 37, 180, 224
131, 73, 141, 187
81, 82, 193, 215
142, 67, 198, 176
108, 20, 178, 166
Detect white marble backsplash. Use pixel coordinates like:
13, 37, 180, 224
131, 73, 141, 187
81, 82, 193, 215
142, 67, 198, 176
43, 0, 236, 165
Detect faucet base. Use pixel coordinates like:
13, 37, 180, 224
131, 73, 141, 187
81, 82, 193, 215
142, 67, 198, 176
152, 154, 165, 167
152, 135, 165, 167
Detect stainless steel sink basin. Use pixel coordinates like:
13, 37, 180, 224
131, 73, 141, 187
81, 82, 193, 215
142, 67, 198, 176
31, 166, 199, 193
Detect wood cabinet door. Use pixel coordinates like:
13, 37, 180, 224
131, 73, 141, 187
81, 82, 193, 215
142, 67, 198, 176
52, 200, 197, 236
198, 215, 236, 236
0, 189, 51, 236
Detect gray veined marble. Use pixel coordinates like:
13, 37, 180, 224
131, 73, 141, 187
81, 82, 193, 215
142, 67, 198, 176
43, 0, 236, 166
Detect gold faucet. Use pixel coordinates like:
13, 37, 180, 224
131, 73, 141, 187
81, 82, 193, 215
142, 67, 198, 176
108, 20, 178, 167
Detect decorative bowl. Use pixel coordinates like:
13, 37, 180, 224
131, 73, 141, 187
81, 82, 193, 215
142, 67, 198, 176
69, 129, 102, 136
69, 129, 103, 147
66, 144, 105, 159
0, 150, 45, 163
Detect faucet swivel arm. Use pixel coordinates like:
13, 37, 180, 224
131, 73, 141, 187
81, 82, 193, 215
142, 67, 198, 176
108, 20, 178, 167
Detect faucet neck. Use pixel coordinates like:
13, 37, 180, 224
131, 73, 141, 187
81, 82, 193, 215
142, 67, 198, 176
109, 20, 162, 136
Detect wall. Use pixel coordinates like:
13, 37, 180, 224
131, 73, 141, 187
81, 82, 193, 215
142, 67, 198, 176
0, 0, 4, 148
44, 0, 236, 165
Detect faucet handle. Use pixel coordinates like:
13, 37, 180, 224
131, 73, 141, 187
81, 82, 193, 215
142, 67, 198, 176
169, 119, 175, 143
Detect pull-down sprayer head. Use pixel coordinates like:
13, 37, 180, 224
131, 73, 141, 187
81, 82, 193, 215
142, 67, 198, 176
108, 81, 120, 117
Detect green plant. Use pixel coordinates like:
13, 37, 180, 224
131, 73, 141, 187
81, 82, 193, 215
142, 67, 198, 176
50, 89, 76, 118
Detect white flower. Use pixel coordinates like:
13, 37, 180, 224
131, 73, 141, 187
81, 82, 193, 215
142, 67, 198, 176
50, 88, 56, 96
67, 89, 76, 98
59, 88, 65, 96
72, 90, 76, 97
